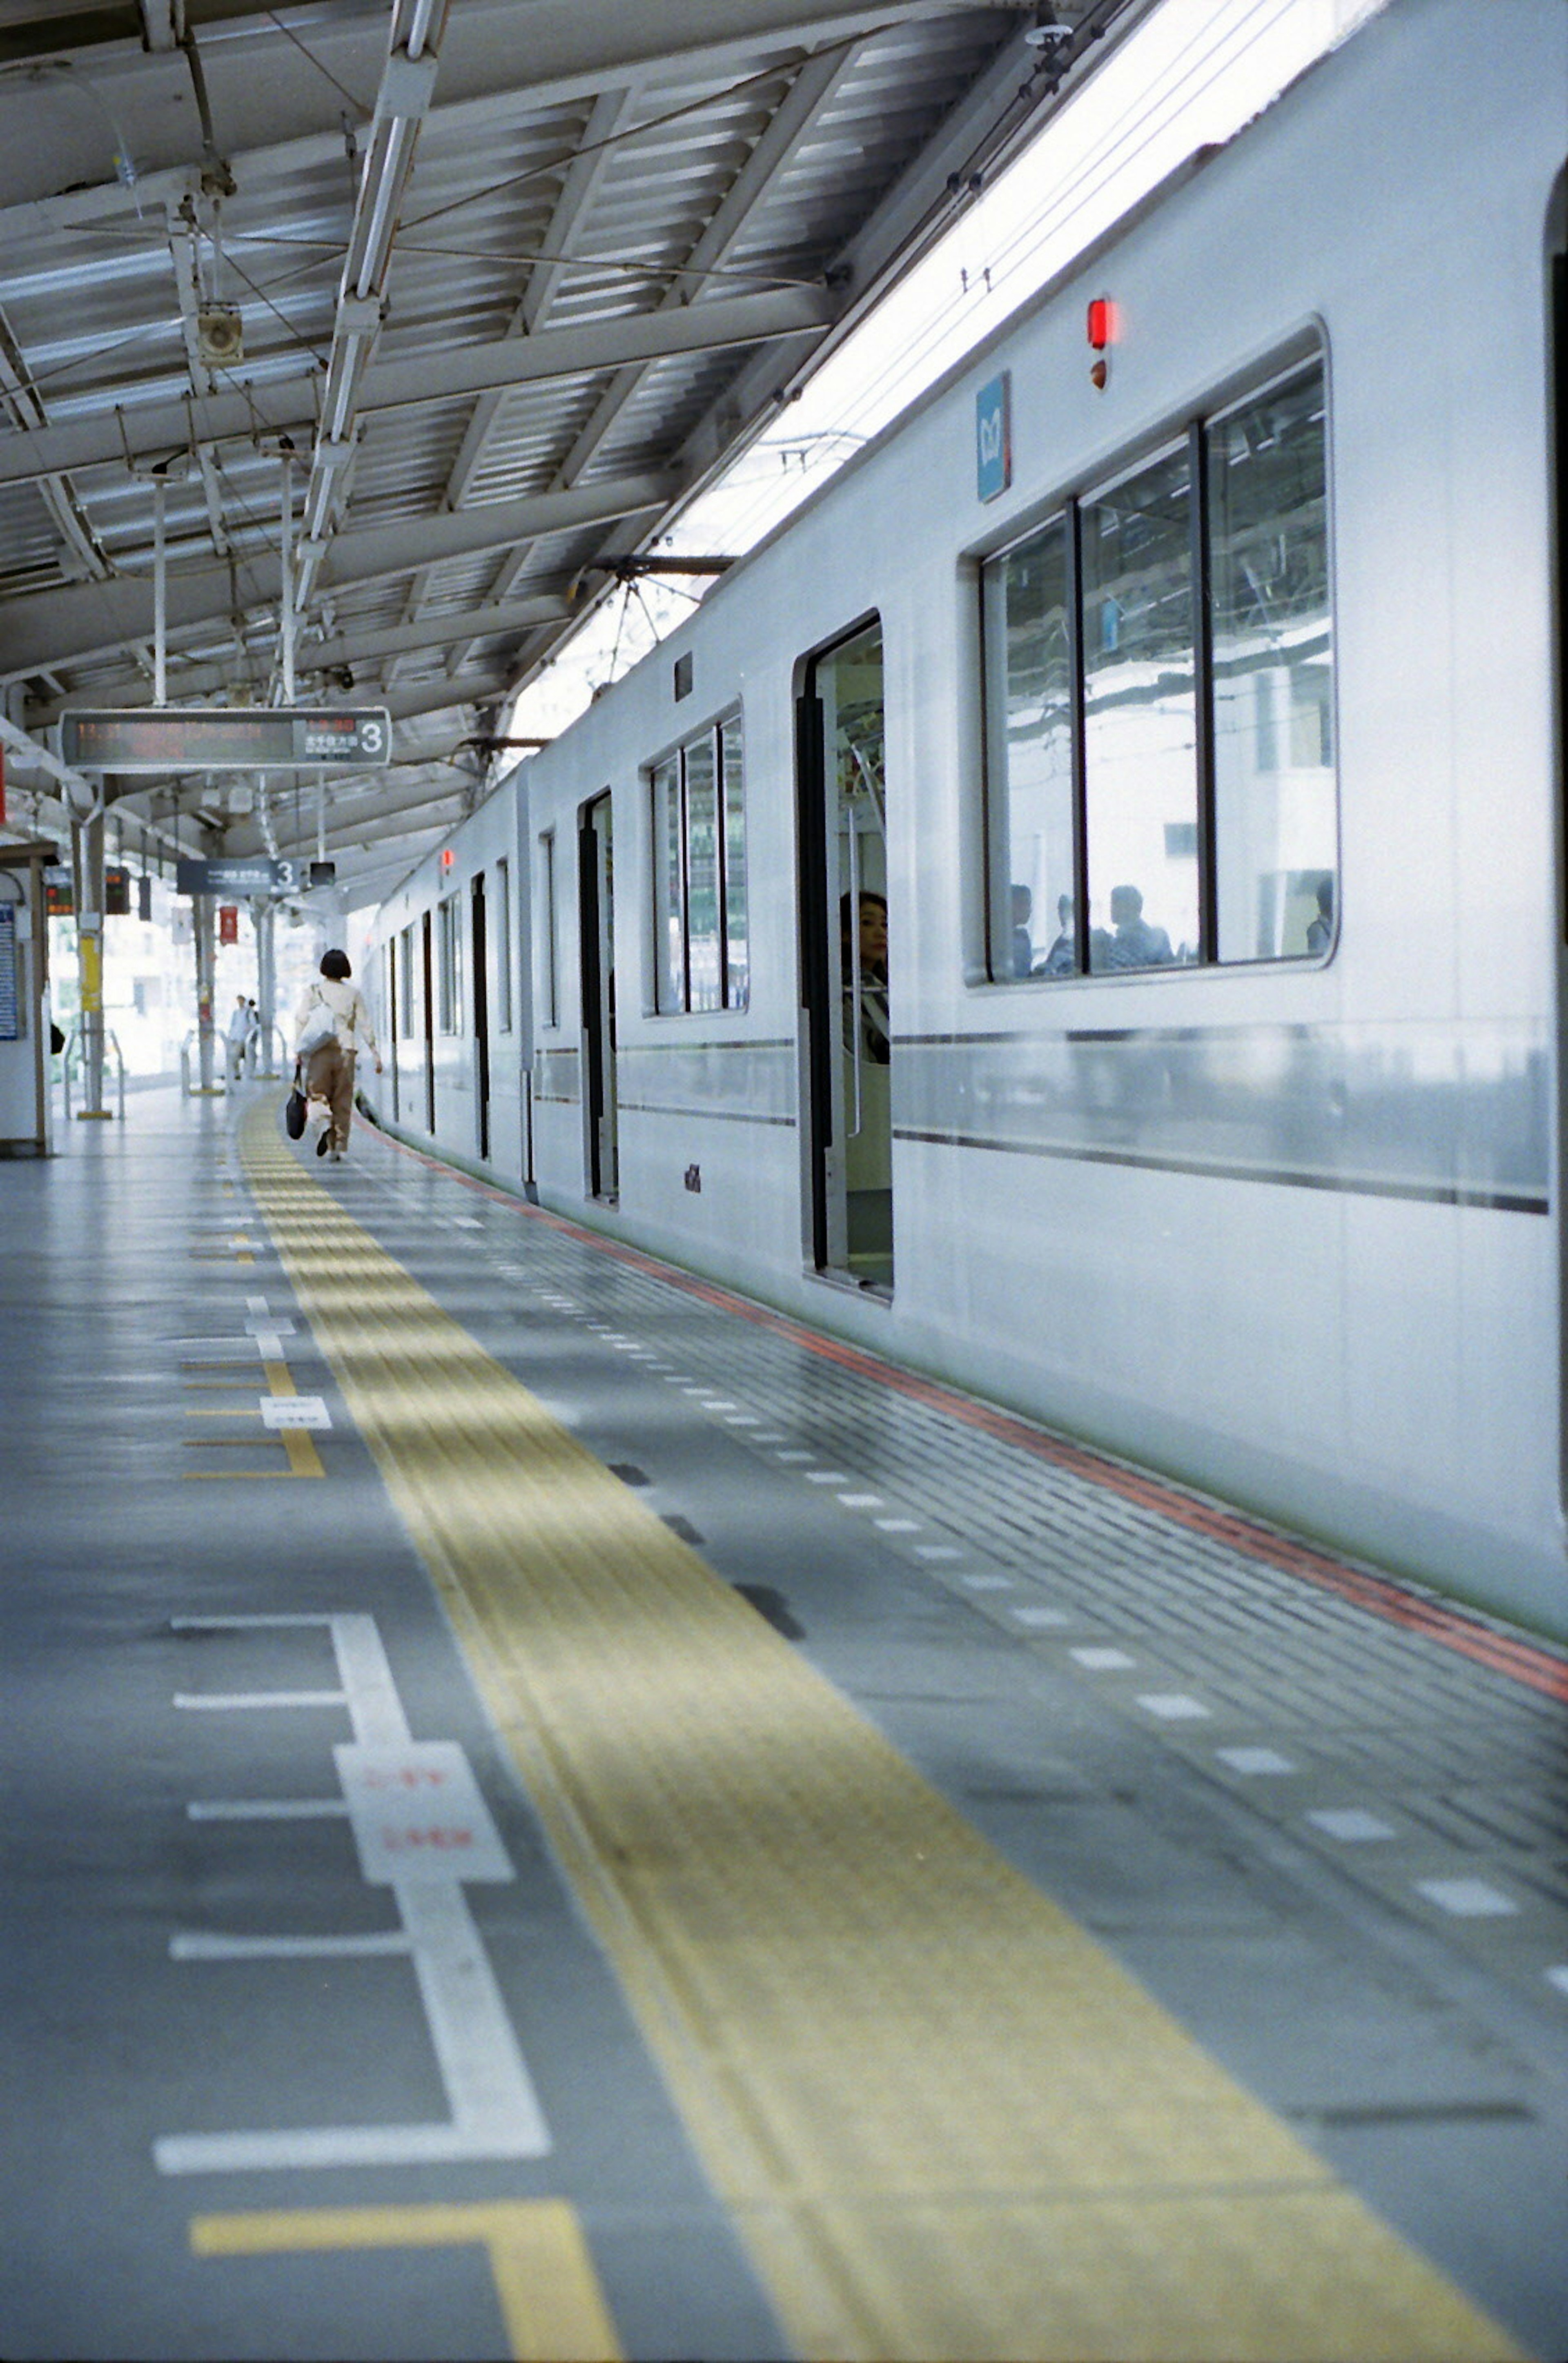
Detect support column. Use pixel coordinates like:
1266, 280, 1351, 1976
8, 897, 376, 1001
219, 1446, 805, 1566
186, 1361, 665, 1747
194, 892, 218, 1092
254, 898, 276, 1073
73, 807, 109, 1119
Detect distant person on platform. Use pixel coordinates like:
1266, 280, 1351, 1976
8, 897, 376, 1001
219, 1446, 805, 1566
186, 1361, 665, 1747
292, 949, 382, 1164
225, 994, 251, 1082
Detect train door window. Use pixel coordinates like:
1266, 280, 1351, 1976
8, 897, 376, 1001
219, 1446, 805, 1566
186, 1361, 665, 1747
437, 895, 462, 1032
982, 512, 1077, 978
650, 714, 748, 1014
421, 909, 435, 1131
386, 936, 401, 1122
1208, 360, 1334, 959
493, 858, 513, 1032
798, 618, 893, 1291
537, 832, 558, 1025
471, 872, 490, 1162
399, 924, 415, 1033
579, 793, 618, 1200
1082, 441, 1199, 971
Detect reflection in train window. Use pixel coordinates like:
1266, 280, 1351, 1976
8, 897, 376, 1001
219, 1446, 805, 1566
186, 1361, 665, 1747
980, 348, 1334, 978
1082, 440, 1198, 971
399, 924, 415, 1033
1209, 368, 1334, 959
651, 713, 748, 1014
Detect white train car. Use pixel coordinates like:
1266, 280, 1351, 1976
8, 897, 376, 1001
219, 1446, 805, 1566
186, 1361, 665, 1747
361, 0, 1568, 1641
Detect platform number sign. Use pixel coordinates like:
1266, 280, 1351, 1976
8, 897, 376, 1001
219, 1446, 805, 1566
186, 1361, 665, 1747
976, 371, 1011, 503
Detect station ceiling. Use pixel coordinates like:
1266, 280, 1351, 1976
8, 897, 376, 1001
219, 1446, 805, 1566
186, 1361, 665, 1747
0, 0, 1153, 905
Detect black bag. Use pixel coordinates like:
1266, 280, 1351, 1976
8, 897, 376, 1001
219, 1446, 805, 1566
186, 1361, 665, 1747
284, 1069, 307, 1140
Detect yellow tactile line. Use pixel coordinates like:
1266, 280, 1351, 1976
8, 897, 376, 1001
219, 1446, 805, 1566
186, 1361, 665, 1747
241, 1104, 1522, 2363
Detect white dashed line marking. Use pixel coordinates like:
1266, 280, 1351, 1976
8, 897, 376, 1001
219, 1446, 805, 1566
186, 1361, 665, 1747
806, 1472, 851, 1485
1545, 1967, 1568, 1996
1216, 1747, 1296, 1775
1137, 1693, 1212, 1720
1305, 1809, 1395, 1842
1011, 1606, 1071, 1628
874, 1517, 920, 1532
837, 1493, 884, 1509
1071, 1647, 1136, 1671
960, 1575, 1013, 1591
1415, 1879, 1518, 1918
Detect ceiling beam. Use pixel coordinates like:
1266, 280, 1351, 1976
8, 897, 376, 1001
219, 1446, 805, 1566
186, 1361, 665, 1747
27, 590, 578, 719
0, 476, 674, 681
0, 283, 837, 497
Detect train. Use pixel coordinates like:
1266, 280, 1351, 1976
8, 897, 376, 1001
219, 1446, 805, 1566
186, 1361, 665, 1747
358, 0, 1568, 1644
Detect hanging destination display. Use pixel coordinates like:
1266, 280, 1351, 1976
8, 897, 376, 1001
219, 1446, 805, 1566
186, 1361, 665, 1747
61, 708, 391, 773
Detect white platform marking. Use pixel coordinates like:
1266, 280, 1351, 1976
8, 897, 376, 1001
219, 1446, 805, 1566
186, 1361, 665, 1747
1011, 1606, 1070, 1627
874, 1517, 920, 1533
157, 1611, 550, 2175
1546, 1967, 1568, 1996
1137, 1693, 1212, 1720
260, 1396, 332, 1430
1306, 1809, 1395, 1842
336, 1742, 514, 1884
806, 1471, 850, 1485
837, 1493, 884, 1509
914, 1545, 962, 1560
960, 1575, 1013, 1591
172, 1932, 412, 1961
1415, 1878, 1519, 1918
1221, 1747, 1296, 1775
1071, 1647, 1136, 1671
175, 1690, 347, 1711
188, 1799, 348, 1822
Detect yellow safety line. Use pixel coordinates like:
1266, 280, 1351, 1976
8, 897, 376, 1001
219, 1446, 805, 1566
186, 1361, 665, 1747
190, 2200, 621, 2363
179, 1343, 323, 1478
240, 1104, 1522, 2363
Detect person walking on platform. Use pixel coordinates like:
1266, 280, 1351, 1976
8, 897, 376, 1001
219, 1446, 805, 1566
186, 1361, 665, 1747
225, 994, 252, 1083
292, 949, 382, 1163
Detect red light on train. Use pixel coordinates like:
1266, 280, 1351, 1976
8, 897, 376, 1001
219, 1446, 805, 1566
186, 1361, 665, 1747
1086, 298, 1118, 350
440, 848, 455, 871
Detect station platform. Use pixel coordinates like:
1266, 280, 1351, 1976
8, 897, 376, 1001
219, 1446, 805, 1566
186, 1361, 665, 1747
4, 1081, 1567, 2363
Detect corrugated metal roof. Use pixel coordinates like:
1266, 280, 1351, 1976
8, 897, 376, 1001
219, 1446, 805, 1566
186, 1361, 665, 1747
0, 0, 1154, 896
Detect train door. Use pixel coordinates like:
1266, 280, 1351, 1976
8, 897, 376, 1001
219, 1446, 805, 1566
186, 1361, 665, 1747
579, 793, 618, 1200
421, 909, 435, 1133
797, 617, 893, 1290
470, 871, 490, 1162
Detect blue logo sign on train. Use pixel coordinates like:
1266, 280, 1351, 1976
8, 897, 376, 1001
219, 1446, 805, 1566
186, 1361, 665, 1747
976, 372, 1011, 503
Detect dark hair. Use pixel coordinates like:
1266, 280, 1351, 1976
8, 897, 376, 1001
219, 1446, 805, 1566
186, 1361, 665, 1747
319, 948, 352, 981
839, 889, 888, 931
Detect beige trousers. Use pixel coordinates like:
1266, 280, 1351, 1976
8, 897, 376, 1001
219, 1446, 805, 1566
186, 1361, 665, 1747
303, 1043, 357, 1150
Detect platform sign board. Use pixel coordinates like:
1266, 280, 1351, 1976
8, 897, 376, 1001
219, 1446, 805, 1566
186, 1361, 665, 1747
176, 857, 312, 896
976, 370, 1011, 503
61, 707, 391, 773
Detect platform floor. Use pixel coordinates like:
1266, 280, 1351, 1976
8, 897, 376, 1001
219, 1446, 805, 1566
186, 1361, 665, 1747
3, 1081, 1566, 2362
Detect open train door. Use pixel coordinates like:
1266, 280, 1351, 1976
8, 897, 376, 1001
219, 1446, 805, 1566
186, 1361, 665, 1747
797, 618, 893, 1292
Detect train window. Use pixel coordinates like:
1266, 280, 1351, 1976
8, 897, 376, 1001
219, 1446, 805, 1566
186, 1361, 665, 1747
722, 716, 748, 1008
1083, 440, 1199, 970
437, 895, 462, 1032
493, 859, 513, 1032
983, 514, 1076, 976
651, 714, 749, 1014
1208, 363, 1334, 959
538, 831, 558, 1026
980, 347, 1333, 979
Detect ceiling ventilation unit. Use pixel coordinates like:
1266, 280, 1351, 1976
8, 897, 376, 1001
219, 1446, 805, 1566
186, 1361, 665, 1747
196, 305, 244, 365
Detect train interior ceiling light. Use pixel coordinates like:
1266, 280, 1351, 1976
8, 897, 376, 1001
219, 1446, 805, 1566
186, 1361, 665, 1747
0, 0, 1164, 906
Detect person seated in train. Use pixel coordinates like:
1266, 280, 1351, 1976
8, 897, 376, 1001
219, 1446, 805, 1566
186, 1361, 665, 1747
840, 889, 891, 1065
1039, 893, 1077, 975
292, 948, 383, 1164
1306, 873, 1334, 954
1101, 883, 1174, 970
1011, 884, 1034, 977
